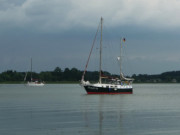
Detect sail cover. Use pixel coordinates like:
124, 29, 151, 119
120, 73, 134, 81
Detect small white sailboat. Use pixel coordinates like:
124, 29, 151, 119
27, 81, 44, 87
24, 58, 44, 86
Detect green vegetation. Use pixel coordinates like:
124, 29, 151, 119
0, 67, 180, 83
0, 67, 84, 84
132, 71, 180, 83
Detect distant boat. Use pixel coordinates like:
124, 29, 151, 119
24, 58, 44, 86
81, 17, 133, 94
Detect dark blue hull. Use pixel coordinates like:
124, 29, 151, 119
84, 85, 133, 94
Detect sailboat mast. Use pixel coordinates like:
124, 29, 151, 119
99, 17, 103, 84
120, 38, 122, 78
31, 58, 32, 81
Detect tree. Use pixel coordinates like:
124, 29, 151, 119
53, 67, 62, 81
63, 68, 71, 81
39, 72, 53, 81
70, 68, 81, 81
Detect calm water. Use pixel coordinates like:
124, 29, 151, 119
0, 84, 180, 135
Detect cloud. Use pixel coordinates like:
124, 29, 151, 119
1, 0, 180, 75
0, 0, 180, 32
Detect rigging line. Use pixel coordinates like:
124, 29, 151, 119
24, 72, 28, 82
81, 21, 101, 81
24, 63, 30, 82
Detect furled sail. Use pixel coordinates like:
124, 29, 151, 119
120, 73, 134, 81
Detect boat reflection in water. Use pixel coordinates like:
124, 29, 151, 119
82, 95, 126, 135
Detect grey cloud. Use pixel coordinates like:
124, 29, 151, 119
1, 0, 180, 75
1, 0, 180, 33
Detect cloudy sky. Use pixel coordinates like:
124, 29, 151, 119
1, 0, 180, 75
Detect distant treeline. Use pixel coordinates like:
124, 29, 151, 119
132, 71, 180, 83
0, 67, 180, 83
0, 67, 98, 83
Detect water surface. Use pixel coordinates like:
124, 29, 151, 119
0, 84, 180, 135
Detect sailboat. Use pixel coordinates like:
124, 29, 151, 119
81, 17, 133, 94
24, 58, 44, 86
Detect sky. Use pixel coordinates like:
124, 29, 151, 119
1, 0, 180, 75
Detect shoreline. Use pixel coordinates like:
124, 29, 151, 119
0, 81, 179, 84
0, 81, 80, 84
